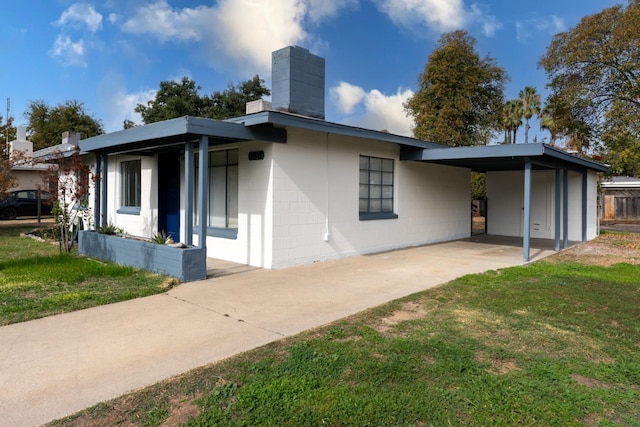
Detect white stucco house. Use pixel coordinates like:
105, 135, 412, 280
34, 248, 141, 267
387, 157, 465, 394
77, 46, 607, 281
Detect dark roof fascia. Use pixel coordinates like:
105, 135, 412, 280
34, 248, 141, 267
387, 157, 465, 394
80, 116, 286, 154
32, 143, 79, 160
227, 111, 444, 150
401, 143, 609, 173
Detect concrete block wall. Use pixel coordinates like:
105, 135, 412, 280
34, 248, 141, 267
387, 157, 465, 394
269, 128, 471, 268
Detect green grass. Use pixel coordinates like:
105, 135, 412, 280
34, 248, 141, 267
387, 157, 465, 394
49, 234, 640, 427
0, 223, 170, 325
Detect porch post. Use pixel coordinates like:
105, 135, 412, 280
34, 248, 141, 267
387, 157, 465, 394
184, 141, 194, 246
93, 154, 101, 230
100, 154, 108, 228
197, 136, 209, 249
563, 169, 569, 249
523, 159, 532, 262
582, 171, 588, 242
554, 168, 561, 251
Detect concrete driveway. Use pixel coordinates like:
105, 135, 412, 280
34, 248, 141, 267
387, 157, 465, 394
0, 237, 557, 427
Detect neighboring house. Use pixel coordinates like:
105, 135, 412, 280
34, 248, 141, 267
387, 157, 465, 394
600, 176, 640, 222
77, 46, 608, 281
8, 127, 51, 191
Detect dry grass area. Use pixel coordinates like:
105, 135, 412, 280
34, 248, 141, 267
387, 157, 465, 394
551, 231, 640, 266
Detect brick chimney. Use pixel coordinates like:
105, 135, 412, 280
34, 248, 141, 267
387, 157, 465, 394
271, 46, 325, 119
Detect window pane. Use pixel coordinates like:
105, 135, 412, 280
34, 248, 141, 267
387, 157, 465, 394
209, 166, 226, 228
359, 156, 369, 169
359, 170, 369, 185
370, 157, 382, 171
359, 199, 368, 212
382, 159, 393, 172
370, 185, 381, 199
381, 199, 393, 212
210, 151, 227, 167
382, 172, 393, 185
227, 165, 238, 228
382, 185, 393, 199
359, 184, 369, 199
369, 199, 381, 212
369, 171, 382, 185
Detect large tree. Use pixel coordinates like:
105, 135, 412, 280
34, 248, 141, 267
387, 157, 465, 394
25, 100, 104, 151
405, 30, 507, 146
206, 75, 271, 119
135, 77, 210, 124
539, 0, 640, 169
136, 75, 270, 124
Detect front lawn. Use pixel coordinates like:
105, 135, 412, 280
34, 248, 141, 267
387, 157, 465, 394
49, 232, 640, 426
0, 222, 171, 325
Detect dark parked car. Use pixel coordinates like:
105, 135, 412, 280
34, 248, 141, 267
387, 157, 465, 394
0, 189, 54, 220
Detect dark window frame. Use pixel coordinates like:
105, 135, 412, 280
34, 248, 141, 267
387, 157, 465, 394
359, 155, 398, 221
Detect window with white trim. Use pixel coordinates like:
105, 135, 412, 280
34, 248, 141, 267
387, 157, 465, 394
359, 155, 397, 220
120, 159, 141, 212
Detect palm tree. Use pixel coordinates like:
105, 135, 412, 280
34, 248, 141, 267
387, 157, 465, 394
539, 106, 558, 146
518, 86, 541, 144
502, 99, 523, 144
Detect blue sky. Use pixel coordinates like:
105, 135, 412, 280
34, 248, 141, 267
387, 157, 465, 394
0, 0, 621, 144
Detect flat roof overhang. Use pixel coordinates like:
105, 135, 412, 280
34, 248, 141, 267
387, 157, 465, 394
80, 116, 286, 155
400, 143, 609, 173
229, 110, 443, 151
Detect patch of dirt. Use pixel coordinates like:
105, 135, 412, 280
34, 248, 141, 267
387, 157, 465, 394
475, 353, 520, 375
451, 308, 615, 364
550, 233, 640, 266
571, 374, 613, 389
376, 301, 428, 335
160, 396, 201, 426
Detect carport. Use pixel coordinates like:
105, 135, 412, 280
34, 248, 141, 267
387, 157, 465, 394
401, 143, 609, 261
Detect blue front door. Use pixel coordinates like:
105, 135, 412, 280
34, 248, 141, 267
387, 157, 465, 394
158, 153, 180, 242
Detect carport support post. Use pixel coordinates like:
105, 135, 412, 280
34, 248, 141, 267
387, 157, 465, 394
184, 141, 194, 246
582, 171, 588, 242
93, 154, 101, 230
197, 136, 209, 249
563, 169, 569, 249
100, 154, 108, 228
523, 160, 532, 262
554, 168, 561, 251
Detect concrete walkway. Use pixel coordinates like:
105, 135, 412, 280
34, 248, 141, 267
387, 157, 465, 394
0, 238, 557, 427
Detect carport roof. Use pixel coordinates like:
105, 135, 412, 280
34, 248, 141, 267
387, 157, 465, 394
400, 143, 609, 173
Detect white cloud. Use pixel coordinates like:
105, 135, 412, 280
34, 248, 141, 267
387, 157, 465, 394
121, 0, 212, 42
55, 3, 103, 33
516, 15, 566, 42
469, 4, 502, 37
331, 82, 414, 136
372, 0, 501, 38
535, 15, 566, 34
49, 35, 87, 67
330, 81, 366, 114
97, 75, 157, 132
305, 0, 358, 23
119, 0, 355, 77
